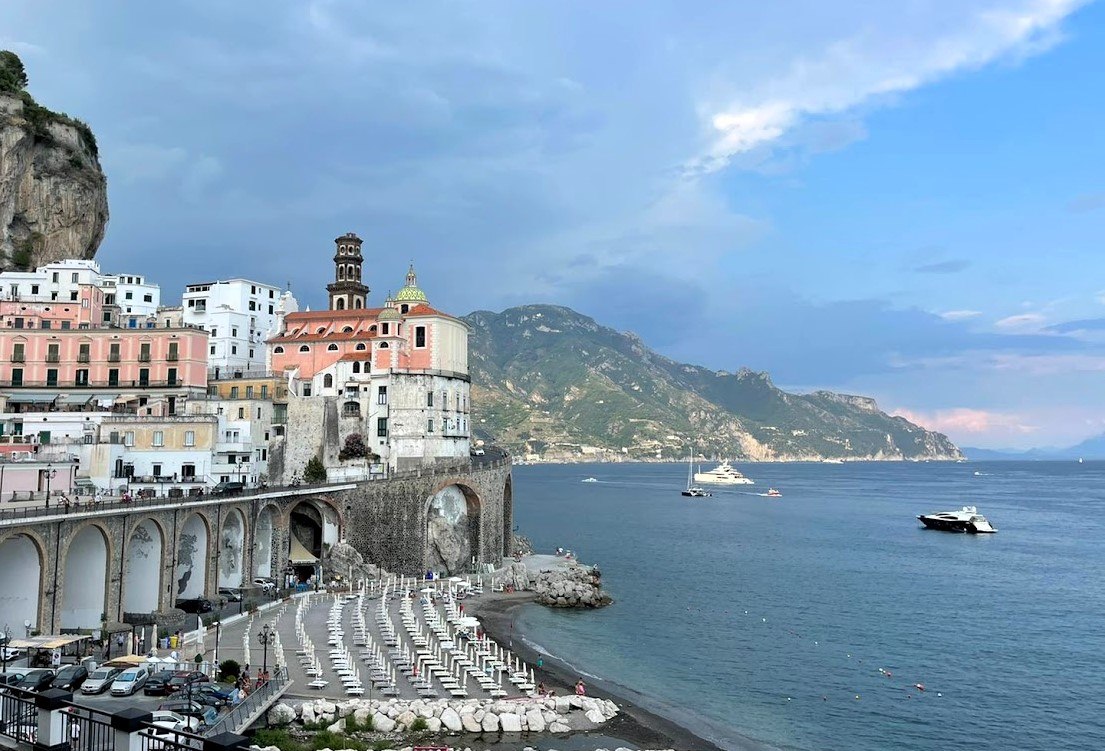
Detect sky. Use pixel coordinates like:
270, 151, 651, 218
3, 0, 1105, 449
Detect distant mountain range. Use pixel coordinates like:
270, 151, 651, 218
963, 433, 1105, 461
462, 305, 962, 462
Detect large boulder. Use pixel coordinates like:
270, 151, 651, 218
481, 713, 499, 733
499, 713, 522, 733
525, 709, 546, 733
425, 717, 442, 733
585, 709, 606, 725
372, 713, 396, 733
440, 707, 463, 732
267, 704, 296, 726
461, 714, 482, 733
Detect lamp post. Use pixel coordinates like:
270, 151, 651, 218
1, 623, 10, 674
44, 464, 56, 508
236, 458, 243, 486
23, 620, 31, 638
257, 623, 274, 681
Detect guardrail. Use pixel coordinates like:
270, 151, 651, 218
0, 687, 37, 744
202, 667, 289, 737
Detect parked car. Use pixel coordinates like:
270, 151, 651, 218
174, 597, 213, 613
149, 710, 201, 733
80, 667, 121, 695
14, 669, 55, 692
470, 447, 486, 456
110, 667, 149, 696
143, 672, 174, 696
0, 647, 23, 662
167, 671, 209, 694
191, 683, 234, 708
217, 587, 242, 602
211, 481, 245, 496
157, 700, 217, 727
50, 664, 88, 691
252, 577, 276, 593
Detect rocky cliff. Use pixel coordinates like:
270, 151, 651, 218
0, 52, 107, 271
464, 305, 963, 462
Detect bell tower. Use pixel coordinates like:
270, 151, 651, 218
326, 232, 370, 310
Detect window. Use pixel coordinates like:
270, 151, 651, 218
109, 343, 120, 362
352, 362, 360, 374
260, 385, 268, 398
381, 322, 390, 335
249, 349, 254, 358
71, 273, 79, 283
10, 368, 22, 386
143, 294, 153, 303
355, 343, 366, 351
268, 305, 274, 314
108, 368, 119, 386
257, 407, 262, 419
415, 326, 426, 347
75, 368, 88, 386
78, 343, 90, 362
302, 384, 312, 397
138, 368, 149, 386
69, 291, 78, 302
46, 343, 59, 363
427, 391, 434, 407
41, 320, 51, 329
184, 430, 195, 447
167, 367, 177, 385
237, 407, 244, 419
210, 345, 216, 355
210, 328, 217, 337
124, 431, 135, 447
274, 346, 284, 354
230, 386, 239, 398
427, 418, 434, 433
232, 327, 238, 337
248, 301, 256, 311
246, 386, 254, 398
61, 321, 71, 329
139, 342, 151, 362
11, 343, 24, 362
230, 345, 238, 355
323, 374, 334, 388
52, 272, 59, 282
46, 368, 58, 387
182, 463, 196, 479
377, 417, 388, 437
343, 401, 360, 417
327, 343, 338, 352
152, 431, 164, 447
401, 304, 409, 314
299, 345, 310, 353
30, 284, 38, 294
379, 342, 389, 349
167, 342, 178, 361
125, 291, 133, 300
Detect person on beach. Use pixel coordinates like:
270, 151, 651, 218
575, 679, 586, 696
537, 681, 547, 696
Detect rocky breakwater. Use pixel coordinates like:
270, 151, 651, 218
534, 562, 612, 608
268, 695, 619, 735
0, 52, 107, 271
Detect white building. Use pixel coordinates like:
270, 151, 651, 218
182, 279, 298, 377
0, 259, 161, 328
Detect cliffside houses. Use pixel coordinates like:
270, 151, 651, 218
0, 234, 471, 504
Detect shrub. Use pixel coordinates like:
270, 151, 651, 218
217, 659, 240, 680
304, 457, 327, 483
309, 731, 363, 751
251, 729, 304, 751
338, 433, 367, 461
409, 717, 428, 732
344, 713, 374, 733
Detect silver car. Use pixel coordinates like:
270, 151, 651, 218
110, 667, 149, 696
81, 667, 121, 695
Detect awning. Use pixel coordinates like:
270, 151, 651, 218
289, 534, 318, 564
103, 655, 146, 667
7, 634, 90, 649
2, 394, 55, 403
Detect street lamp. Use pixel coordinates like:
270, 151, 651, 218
23, 620, 31, 638
44, 464, 56, 508
1, 623, 11, 674
257, 623, 274, 681
236, 458, 244, 486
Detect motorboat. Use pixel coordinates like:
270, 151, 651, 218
822, 458, 844, 464
917, 506, 996, 533
766, 488, 782, 497
581, 477, 598, 483
694, 459, 754, 485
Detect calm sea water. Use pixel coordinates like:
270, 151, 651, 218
510, 461, 1105, 751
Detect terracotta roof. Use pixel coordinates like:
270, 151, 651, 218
338, 352, 375, 361
285, 308, 384, 320
405, 304, 451, 317
268, 331, 378, 344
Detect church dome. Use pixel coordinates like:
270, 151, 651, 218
395, 263, 427, 302
377, 306, 401, 321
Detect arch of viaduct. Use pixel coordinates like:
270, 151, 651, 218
0, 460, 513, 635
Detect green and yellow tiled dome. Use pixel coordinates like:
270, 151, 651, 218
395, 264, 427, 303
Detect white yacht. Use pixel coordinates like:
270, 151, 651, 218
694, 459, 754, 485
917, 506, 996, 534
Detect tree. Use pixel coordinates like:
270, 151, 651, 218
304, 457, 327, 483
0, 51, 28, 94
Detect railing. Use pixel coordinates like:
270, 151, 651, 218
64, 701, 116, 751
202, 667, 288, 737
138, 722, 206, 751
0, 378, 190, 389
0, 687, 37, 744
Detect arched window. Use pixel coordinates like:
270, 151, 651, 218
323, 374, 333, 388
336, 298, 345, 310
342, 401, 361, 417
352, 362, 361, 373
273, 346, 284, 354
369, 325, 377, 333
355, 343, 367, 351
342, 326, 353, 333
338, 266, 345, 280
327, 343, 338, 352
401, 304, 409, 314
354, 299, 363, 309
316, 326, 326, 334
299, 345, 310, 353
379, 342, 389, 349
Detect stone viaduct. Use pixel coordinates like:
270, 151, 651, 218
0, 459, 512, 636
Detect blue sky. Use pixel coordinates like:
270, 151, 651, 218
3, 0, 1105, 449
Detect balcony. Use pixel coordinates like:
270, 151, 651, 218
167, 353, 179, 361
0, 378, 192, 389
108, 353, 120, 362
46, 354, 60, 363
138, 353, 151, 362
77, 353, 90, 363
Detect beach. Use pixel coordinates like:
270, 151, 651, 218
466, 594, 726, 751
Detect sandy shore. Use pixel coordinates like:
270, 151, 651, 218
465, 593, 726, 751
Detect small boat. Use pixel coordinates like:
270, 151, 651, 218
694, 459, 754, 485
682, 449, 712, 498
917, 506, 996, 533
766, 488, 782, 497
581, 477, 598, 483
822, 458, 844, 465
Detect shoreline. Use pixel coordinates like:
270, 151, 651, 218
465, 594, 730, 751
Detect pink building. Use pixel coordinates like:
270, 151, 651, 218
0, 456, 77, 503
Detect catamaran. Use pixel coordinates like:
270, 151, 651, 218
681, 451, 712, 497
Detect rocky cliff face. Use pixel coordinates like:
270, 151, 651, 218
0, 92, 108, 270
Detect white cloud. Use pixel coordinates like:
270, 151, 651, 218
995, 312, 1046, 330
893, 407, 1037, 434
940, 309, 983, 321
691, 0, 1087, 174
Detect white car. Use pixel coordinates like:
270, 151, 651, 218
110, 667, 149, 696
0, 647, 22, 662
81, 667, 121, 695
252, 578, 276, 592
150, 711, 200, 732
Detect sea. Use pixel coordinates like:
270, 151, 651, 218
509, 461, 1105, 751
